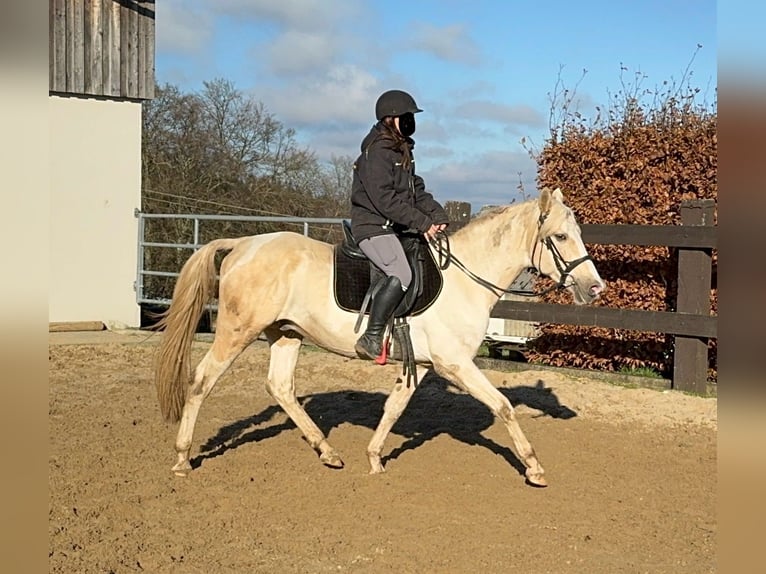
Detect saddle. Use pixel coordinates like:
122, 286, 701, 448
333, 220, 443, 318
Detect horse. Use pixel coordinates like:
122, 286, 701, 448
154, 187, 605, 487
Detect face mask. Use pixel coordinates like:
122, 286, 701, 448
398, 112, 416, 137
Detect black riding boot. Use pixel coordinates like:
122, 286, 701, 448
355, 276, 405, 360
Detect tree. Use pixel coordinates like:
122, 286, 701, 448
140, 78, 354, 300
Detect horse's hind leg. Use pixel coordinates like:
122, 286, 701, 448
367, 366, 429, 474
435, 359, 547, 487
264, 327, 344, 469
172, 334, 250, 476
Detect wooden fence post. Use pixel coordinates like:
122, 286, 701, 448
673, 199, 715, 393
444, 201, 471, 232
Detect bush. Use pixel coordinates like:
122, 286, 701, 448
527, 64, 717, 380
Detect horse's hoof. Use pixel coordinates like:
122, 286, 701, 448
320, 451, 344, 469
172, 461, 192, 477
367, 456, 386, 474
525, 470, 548, 487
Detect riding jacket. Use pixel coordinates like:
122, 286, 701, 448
350, 122, 449, 243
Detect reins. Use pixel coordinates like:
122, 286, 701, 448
429, 212, 592, 299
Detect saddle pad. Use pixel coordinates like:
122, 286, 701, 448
333, 243, 443, 316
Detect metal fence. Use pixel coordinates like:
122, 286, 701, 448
135, 210, 347, 307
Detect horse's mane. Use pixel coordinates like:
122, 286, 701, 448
451, 198, 539, 240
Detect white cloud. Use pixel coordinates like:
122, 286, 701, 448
421, 149, 539, 209
408, 23, 482, 66
421, 144, 453, 160
301, 127, 363, 162
454, 100, 546, 128
255, 64, 381, 127
266, 30, 340, 74
414, 120, 450, 144
217, 0, 357, 30
156, 0, 213, 55
158, 1, 368, 75
441, 118, 500, 141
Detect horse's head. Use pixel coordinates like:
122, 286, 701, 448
532, 187, 606, 304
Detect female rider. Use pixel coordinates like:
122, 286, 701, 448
350, 89, 449, 360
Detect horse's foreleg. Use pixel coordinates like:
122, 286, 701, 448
436, 360, 547, 486
172, 343, 243, 476
367, 366, 429, 474
265, 329, 344, 469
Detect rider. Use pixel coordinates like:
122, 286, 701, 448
350, 89, 449, 361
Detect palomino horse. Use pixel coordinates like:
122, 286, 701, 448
155, 187, 605, 486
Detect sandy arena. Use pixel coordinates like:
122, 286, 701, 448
49, 331, 716, 573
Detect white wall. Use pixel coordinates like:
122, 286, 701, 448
49, 95, 141, 328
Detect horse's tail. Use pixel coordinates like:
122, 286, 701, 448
154, 238, 242, 423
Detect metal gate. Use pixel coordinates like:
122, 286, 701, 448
134, 210, 346, 307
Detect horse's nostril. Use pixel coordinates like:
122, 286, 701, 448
590, 283, 604, 297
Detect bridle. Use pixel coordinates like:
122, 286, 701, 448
429, 211, 593, 299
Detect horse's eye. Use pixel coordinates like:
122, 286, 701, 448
554, 233, 567, 241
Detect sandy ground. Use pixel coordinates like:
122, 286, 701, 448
49, 330, 716, 573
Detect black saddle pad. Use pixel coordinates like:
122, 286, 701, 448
333, 239, 443, 317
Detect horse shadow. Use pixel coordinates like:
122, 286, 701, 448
193, 371, 577, 478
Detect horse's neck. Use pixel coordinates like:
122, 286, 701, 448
449, 202, 538, 298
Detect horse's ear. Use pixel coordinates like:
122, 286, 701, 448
552, 187, 564, 202
539, 187, 552, 218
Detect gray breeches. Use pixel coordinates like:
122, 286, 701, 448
357, 234, 412, 290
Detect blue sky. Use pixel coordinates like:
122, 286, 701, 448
155, 0, 717, 209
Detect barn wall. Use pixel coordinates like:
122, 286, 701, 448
49, 94, 141, 328
50, 0, 155, 100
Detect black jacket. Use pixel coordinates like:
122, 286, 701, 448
350, 122, 449, 242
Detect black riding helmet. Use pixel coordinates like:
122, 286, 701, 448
375, 89, 423, 120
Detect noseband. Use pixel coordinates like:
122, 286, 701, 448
430, 211, 592, 298
532, 236, 592, 290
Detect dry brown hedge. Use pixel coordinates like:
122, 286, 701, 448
528, 88, 717, 380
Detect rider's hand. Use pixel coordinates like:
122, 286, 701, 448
424, 223, 446, 241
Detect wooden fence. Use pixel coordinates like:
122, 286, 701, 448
137, 200, 716, 394
467, 199, 716, 394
